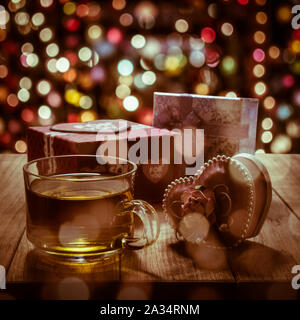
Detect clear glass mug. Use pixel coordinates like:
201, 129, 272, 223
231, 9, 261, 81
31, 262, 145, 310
23, 155, 160, 263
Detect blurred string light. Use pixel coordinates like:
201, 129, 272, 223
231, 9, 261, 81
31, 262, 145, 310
87, 25, 102, 40
256, 11, 267, 24
47, 58, 58, 73
78, 72, 93, 90
226, 91, 237, 98
134, 74, 146, 89
268, 46, 280, 59
195, 83, 209, 95
107, 27, 123, 44
286, 120, 300, 138
142, 70, 156, 85
276, 103, 293, 121
47, 91, 62, 108
26, 53, 39, 67
0, 65, 8, 78
293, 90, 300, 106
39, 27, 53, 42
140, 58, 150, 70
78, 47, 92, 62
63, 2, 76, 15
221, 56, 237, 75
91, 66, 105, 82
0, 118, 5, 134
201, 27, 216, 43
80, 110, 97, 122
263, 96, 276, 109
40, 0, 54, 8
7, 93, 18, 107
276, 5, 291, 23
261, 117, 273, 130
253, 31, 266, 44
221, 22, 234, 37
123, 95, 139, 111
261, 131, 273, 143
253, 64, 265, 77
238, 0, 249, 5
189, 36, 204, 50
134, 1, 158, 29
63, 68, 77, 82
15, 140, 27, 153
32, 12, 45, 27
17, 88, 30, 102
37, 80, 51, 95
19, 77, 32, 90
119, 75, 133, 86
189, 51, 205, 68
21, 42, 34, 53
290, 40, 300, 54
118, 59, 134, 76
8, 119, 21, 134
0, 5, 10, 28
56, 57, 70, 72
116, 84, 131, 99
154, 53, 166, 71
253, 48, 265, 62
112, 0, 126, 11
282, 74, 295, 88
79, 95, 93, 109
207, 3, 217, 19
15, 12, 29, 26
119, 13, 133, 27
131, 34, 146, 49
46, 43, 59, 57
65, 89, 82, 106
175, 19, 189, 33
38, 105, 52, 119
164, 54, 187, 75
254, 81, 267, 96
141, 38, 160, 59
270, 134, 292, 153
76, 4, 89, 18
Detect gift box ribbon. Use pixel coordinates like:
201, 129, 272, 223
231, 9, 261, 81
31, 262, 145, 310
199, 123, 249, 139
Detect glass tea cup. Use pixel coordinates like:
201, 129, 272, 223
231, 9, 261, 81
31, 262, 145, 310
23, 155, 160, 263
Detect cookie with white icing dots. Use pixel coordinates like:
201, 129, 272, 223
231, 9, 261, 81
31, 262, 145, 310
163, 153, 272, 248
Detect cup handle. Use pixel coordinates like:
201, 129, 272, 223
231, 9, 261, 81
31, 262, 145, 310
119, 200, 160, 250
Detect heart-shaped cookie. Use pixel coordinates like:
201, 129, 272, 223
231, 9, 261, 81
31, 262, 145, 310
163, 154, 272, 248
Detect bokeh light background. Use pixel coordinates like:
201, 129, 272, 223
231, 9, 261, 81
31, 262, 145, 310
0, 0, 299, 155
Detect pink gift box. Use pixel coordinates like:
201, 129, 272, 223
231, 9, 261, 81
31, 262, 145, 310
26, 119, 185, 203
153, 92, 258, 161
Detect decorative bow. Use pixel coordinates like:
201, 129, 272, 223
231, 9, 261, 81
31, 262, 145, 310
171, 183, 232, 239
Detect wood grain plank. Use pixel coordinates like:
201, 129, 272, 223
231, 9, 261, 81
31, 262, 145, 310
0, 154, 27, 270
229, 191, 299, 282
256, 154, 300, 218
122, 221, 235, 282
3, 154, 300, 285
7, 231, 120, 282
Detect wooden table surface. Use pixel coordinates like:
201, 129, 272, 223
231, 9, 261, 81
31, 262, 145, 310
0, 154, 300, 299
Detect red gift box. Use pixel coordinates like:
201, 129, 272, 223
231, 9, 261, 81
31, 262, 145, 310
27, 119, 185, 202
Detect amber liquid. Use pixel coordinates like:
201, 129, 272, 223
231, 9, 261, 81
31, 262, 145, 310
25, 173, 134, 260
